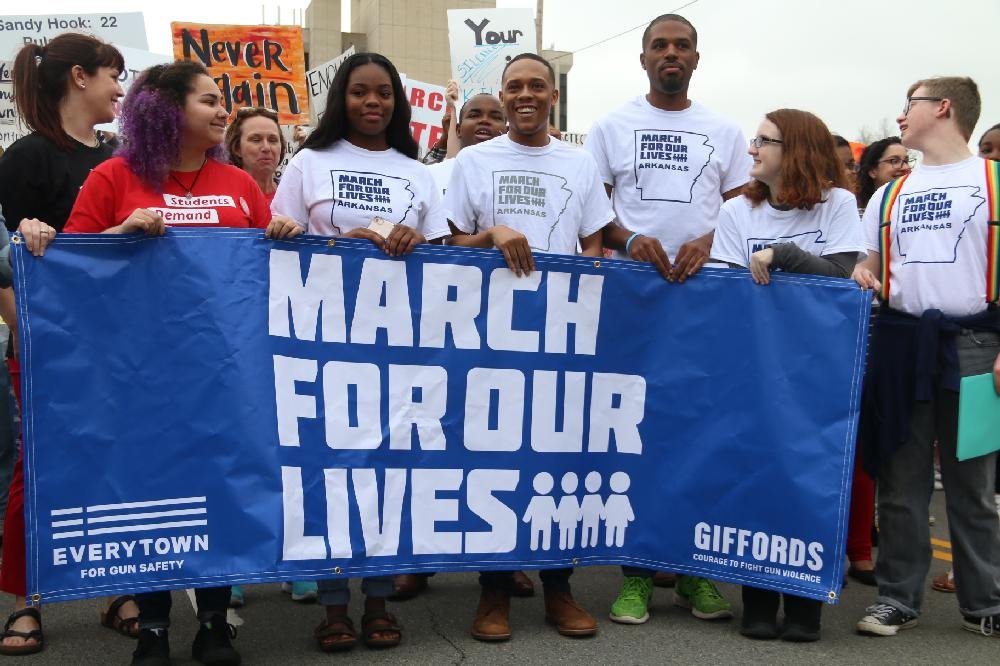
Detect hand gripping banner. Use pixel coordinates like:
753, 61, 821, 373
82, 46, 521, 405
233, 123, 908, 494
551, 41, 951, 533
11, 230, 871, 604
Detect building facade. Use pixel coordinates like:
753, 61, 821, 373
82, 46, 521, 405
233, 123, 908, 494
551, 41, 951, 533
304, 0, 572, 129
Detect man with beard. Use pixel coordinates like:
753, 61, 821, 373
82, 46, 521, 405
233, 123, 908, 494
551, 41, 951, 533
585, 13, 749, 625
445, 53, 612, 642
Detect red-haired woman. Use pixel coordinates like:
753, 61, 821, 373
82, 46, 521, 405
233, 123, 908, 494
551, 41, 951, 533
711, 108, 866, 642
0, 32, 137, 656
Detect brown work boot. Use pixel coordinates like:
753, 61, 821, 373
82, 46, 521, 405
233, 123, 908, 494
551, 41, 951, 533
510, 570, 535, 597
544, 589, 598, 637
471, 587, 511, 642
389, 574, 428, 601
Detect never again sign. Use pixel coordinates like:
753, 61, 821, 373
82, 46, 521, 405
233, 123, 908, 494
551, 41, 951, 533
172, 22, 309, 124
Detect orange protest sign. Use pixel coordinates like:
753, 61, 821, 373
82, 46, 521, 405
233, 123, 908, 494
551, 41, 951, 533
171, 23, 309, 124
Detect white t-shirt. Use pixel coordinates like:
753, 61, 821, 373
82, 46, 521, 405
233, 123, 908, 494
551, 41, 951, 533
712, 188, 865, 267
863, 156, 993, 317
272, 140, 449, 240
585, 97, 752, 258
445, 134, 614, 254
427, 159, 455, 198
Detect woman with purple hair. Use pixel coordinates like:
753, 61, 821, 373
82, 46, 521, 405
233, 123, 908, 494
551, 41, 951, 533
60, 60, 299, 666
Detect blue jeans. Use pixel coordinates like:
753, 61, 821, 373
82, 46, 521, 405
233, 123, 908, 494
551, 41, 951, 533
875, 329, 1000, 617
318, 576, 394, 606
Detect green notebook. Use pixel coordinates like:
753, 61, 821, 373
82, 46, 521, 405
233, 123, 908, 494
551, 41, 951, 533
957, 372, 1000, 461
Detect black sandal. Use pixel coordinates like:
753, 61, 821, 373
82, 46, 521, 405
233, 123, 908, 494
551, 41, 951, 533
100, 595, 140, 638
0, 607, 43, 656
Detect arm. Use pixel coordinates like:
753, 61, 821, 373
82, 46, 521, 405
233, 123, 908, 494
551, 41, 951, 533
769, 245, 858, 277
670, 229, 714, 282
852, 250, 881, 290
448, 223, 535, 276
0, 288, 15, 353
994, 350, 1000, 396
444, 80, 461, 160
579, 229, 603, 257
601, 222, 671, 278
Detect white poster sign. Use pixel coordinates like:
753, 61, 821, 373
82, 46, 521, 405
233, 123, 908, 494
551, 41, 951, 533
405, 78, 448, 158
0, 13, 148, 59
447, 8, 536, 105
0, 60, 26, 149
305, 45, 355, 123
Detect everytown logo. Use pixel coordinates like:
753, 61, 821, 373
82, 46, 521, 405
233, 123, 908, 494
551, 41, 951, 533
49, 496, 209, 578
464, 18, 526, 46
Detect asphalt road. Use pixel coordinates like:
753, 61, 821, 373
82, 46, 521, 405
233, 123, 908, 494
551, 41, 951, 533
1, 489, 996, 665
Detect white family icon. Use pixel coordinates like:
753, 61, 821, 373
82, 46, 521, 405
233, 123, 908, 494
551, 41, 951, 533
522, 471, 635, 551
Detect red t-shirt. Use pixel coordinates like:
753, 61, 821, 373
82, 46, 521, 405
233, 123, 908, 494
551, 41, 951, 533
65, 157, 271, 232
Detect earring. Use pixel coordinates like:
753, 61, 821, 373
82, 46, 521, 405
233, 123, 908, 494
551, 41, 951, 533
79, 83, 86, 89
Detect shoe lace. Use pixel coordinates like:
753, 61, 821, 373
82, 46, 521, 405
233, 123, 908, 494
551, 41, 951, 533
619, 577, 651, 601
866, 604, 897, 621
692, 578, 724, 602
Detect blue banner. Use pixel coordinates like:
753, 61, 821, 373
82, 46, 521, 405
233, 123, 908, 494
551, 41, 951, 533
11, 230, 870, 604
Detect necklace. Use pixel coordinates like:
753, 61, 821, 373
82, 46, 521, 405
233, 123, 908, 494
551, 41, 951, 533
168, 158, 208, 200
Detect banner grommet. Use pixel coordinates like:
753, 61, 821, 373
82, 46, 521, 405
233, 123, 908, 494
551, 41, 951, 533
30, 594, 40, 604
593, 261, 601, 268
827, 590, 837, 601
334, 566, 342, 574
11, 235, 21, 245
327, 239, 336, 247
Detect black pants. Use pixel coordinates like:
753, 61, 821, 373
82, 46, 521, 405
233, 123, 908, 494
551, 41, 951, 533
137, 586, 231, 629
479, 568, 571, 593
742, 586, 821, 627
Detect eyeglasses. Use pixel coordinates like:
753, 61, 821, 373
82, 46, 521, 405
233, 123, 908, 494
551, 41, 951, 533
902, 96, 943, 116
878, 156, 916, 169
845, 161, 860, 174
750, 135, 783, 148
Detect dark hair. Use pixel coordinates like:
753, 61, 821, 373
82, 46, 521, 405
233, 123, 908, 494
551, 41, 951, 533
12, 33, 124, 150
225, 107, 286, 169
856, 137, 902, 206
979, 123, 1000, 146
459, 93, 504, 122
116, 60, 224, 190
831, 134, 850, 148
301, 52, 418, 160
642, 14, 698, 49
501, 53, 555, 85
745, 109, 849, 210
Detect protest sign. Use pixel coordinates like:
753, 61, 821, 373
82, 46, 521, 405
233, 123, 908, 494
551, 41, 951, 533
0, 60, 24, 150
172, 23, 309, 124
0, 12, 148, 58
406, 78, 448, 157
13, 231, 869, 604
306, 45, 355, 123
447, 8, 536, 104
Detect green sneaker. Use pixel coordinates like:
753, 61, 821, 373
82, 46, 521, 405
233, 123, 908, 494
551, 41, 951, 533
674, 575, 733, 620
609, 576, 653, 624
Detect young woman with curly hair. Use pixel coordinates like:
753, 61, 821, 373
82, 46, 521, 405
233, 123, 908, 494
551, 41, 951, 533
711, 108, 866, 642
59, 59, 299, 665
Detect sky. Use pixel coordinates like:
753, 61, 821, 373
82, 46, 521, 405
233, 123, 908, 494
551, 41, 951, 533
6, 0, 1000, 148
